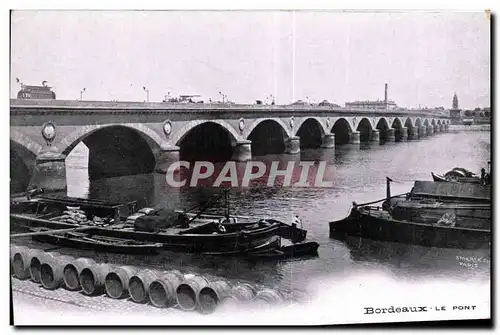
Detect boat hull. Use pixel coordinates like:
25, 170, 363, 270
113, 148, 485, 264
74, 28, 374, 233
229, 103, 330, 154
31, 233, 163, 254
11, 214, 281, 255
248, 242, 319, 260
389, 201, 491, 230
329, 207, 490, 249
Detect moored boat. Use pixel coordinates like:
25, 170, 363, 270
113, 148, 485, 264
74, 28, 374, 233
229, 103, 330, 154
10, 191, 314, 257
247, 241, 320, 260
11, 211, 282, 256
431, 163, 491, 185
329, 178, 491, 249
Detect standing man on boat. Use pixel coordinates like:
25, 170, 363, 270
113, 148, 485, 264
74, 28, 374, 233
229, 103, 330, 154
217, 217, 227, 233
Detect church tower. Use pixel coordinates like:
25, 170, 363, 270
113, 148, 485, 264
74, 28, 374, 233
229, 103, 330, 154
452, 93, 458, 109
450, 92, 461, 123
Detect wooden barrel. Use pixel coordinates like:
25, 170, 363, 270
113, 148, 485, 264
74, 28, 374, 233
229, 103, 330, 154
253, 289, 283, 308
40, 255, 75, 290
233, 283, 257, 300
29, 251, 60, 283
63, 258, 97, 291
80, 263, 111, 296
149, 271, 184, 308
220, 283, 256, 308
11, 246, 31, 280
10, 245, 23, 270
197, 280, 231, 314
105, 265, 138, 299
128, 269, 159, 304
175, 275, 209, 311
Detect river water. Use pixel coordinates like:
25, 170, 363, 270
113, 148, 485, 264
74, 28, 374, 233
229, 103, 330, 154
35, 128, 491, 300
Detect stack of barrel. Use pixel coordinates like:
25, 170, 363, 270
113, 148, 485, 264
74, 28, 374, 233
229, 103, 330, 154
10, 244, 294, 314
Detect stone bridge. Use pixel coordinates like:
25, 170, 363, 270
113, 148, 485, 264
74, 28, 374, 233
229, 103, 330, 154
10, 99, 451, 191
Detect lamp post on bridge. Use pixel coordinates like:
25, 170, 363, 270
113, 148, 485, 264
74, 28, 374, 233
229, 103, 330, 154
143, 86, 150, 102
80, 88, 86, 100
218, 91, 227, 103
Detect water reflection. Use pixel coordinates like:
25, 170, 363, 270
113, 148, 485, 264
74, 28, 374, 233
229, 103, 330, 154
338, 235, 491, 280
58, 131, 492, 292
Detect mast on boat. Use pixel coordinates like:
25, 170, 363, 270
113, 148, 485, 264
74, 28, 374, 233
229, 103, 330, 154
224, 188, 230, 221
386, 177, 392, 202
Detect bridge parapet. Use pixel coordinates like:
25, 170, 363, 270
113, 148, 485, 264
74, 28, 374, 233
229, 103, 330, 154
10, 99, 451, 118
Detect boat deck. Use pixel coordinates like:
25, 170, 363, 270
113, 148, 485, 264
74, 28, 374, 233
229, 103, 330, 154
358, 206, 490, 232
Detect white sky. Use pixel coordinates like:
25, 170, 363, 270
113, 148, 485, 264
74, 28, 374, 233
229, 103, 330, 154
10, 10, 490, 109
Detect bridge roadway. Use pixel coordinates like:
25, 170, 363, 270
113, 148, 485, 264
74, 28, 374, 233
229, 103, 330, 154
10, 99, 451, 191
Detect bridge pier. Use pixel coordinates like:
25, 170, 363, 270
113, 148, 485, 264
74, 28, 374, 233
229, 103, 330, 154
350, 131, 360, 144
29, 150, 67, 192
427, 125, 434, 136
418, 126, 427, 138
400, 127, 408, 141
444, 124, 449, 132
321, 134, 335, 149
285, 136, 301, 154
231, 140, 252, 161
370, 130, 380, 143
155, 146, 180, 173
407, 127, 417, 140
385, 128, 396, 142
433, 125, 439, 133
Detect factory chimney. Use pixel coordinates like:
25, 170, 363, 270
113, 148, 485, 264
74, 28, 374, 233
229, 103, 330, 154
384, 83, 388, 104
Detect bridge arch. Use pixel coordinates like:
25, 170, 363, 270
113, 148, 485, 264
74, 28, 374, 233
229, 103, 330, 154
404, 118, 416, 139
174, 120, 241, 162
414, 118, 425, 138
390, 117, 404, 141
403, 117, 414, 129
60, 123, 166, 156
295, 117, 326, 149
330, 117, 353, 145
374, 117, 391, 142
356, 117, 374, 142
60, 124, 166, 180
10, 139, 38, 193
391, 117, 403, 130
10, 130, 43, 156
245, 118, 291, 156
172, 119, 241, 147
243, 118, 292, 140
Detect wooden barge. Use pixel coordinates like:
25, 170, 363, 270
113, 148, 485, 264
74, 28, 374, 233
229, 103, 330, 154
329, 179, 491, 249
11, 192, 318, 258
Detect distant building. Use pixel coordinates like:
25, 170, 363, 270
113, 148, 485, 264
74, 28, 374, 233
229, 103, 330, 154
452, 92, 459, 109
345, 83, 398, 110
318, 100, 341, 107
449, 92, 462, 122
17, 84, 56, 99
345, 100, 398, 110
291, 100, 307, 106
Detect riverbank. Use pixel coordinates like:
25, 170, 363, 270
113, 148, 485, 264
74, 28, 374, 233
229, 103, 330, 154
449, 124, 490, 132
11, 272, 490, 325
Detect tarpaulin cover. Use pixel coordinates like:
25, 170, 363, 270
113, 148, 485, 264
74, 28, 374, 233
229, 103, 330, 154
411, 181, 490, 201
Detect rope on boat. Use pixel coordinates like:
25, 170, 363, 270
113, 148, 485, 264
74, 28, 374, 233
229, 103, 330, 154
353, 193, 408, 207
